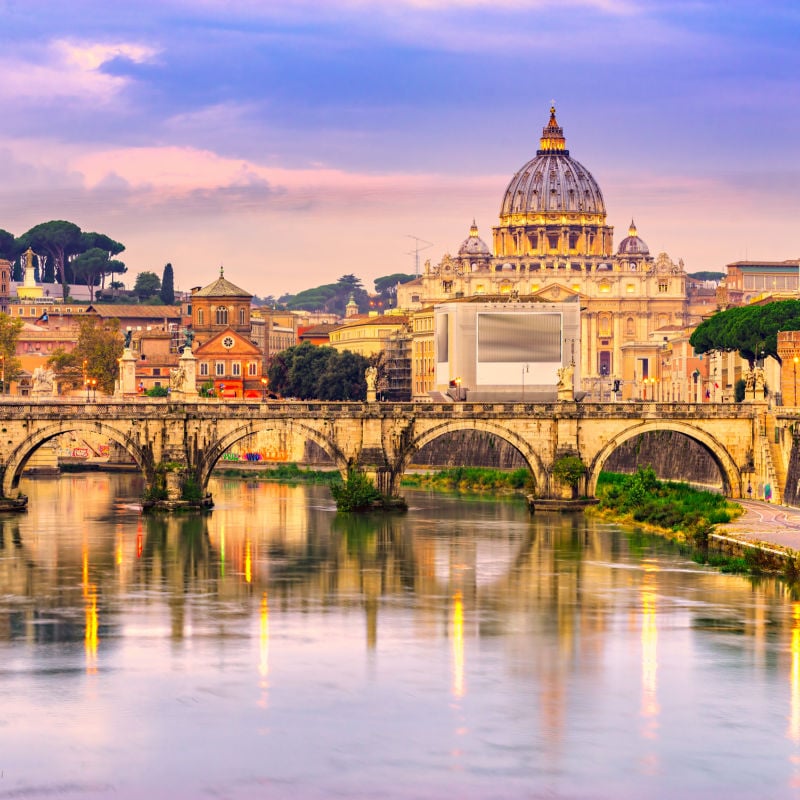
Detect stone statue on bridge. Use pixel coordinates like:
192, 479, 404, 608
365, 366, 378, 402
31, 366, 56, 397
557, 364, 574, 401
170, 365, 187, 392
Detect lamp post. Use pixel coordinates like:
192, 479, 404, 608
89, 378, 97, 402
522, 363, 529, 402
261, 376, 268, 401
794, 356, 798, 407
85, 379, 90, 402
0, 354, 4, 395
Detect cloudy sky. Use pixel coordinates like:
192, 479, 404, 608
0, 0, 798, 297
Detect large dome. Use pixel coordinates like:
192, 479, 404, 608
499, 107, 606, 218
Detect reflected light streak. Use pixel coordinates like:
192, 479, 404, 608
82, 541, 99, 673
789, 603, 800, 742
452, 591, 465, 699
85, 584, 98, 674
258, 592, 270, 709
245, 538, 252, 584
220, 523, 226, 578
641, 564, 659, 748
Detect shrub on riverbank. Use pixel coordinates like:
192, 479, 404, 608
594, 467, 743, 543
401, 466, 532, 494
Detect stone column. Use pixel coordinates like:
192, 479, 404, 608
118, 348, 137, 396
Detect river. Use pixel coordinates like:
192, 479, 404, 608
0, 472, 798, 799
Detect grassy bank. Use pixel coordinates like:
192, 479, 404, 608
215, 463, 340, 484
401, 466, 532, 494
593, 467, 743, 545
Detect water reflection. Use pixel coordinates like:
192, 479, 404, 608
3, 475, 800, 798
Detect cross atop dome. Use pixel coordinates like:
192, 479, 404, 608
537, 105, 567, 155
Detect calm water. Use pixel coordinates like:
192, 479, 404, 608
1, 473, 799, 799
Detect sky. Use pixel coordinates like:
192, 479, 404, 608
0, 0, 798, 299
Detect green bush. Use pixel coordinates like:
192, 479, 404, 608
330, 468, 383, 511
146, 385, 169, 397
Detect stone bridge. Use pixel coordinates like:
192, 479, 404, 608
0, 398, 779, 506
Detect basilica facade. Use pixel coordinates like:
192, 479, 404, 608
396, 107, 696, 397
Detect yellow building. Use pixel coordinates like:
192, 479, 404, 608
328, 313, 408, 358
396, 107, 696, 399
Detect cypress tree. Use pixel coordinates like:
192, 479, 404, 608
160, 262, 175, 305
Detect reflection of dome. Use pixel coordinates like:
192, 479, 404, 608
499, 106, 606, 219
458, 220, 491, 257
617, 220, 649, 255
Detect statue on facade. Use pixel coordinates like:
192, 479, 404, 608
124, 329, 132, 349
31, 366, 55, 395
182, 329, 194, 352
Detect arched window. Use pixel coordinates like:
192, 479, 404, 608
197, 309, 204, 326
216, 306, 228, 325
239, 307, 246, 326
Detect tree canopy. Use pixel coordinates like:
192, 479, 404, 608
133, 271, 162, 302
160, 263, 175, 305
8, 221, 126, 300
48, 316, 124, 393
267, 342, 369, 400
690, 300, 800, 366
0, 314, 24, 392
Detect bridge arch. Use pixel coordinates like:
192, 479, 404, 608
587, 421, 743, 499
3, 421, 148, 497
196, 420, 348, 490
398, 420, 547, 493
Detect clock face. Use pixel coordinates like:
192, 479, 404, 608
222, 336, 235, 349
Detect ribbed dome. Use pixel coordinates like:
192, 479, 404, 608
499, 107, 606, 218
458, 220, 491, 257
617, 220, 649, 255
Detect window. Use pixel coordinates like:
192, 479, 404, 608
153, 368, 161, 376
658, 280, 668, 293
232, 362, 241, 377
216, 306, 228, 325
248, 362, 258, 376
197, 309, 204, 325
239, 308, 246, 325
199, 362, 209, 376
215, 361, 225, 376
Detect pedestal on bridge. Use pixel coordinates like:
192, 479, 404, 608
117, 348, 137, 397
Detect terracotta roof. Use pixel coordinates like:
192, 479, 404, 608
193, 270, 252, 299
85, 304, 182, 318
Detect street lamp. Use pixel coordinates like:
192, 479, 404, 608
261, 376, 268, 401
0, 354, 4, 395
90, 378, 97, 402
522, 363, 529, 402
794, 355, 798, 407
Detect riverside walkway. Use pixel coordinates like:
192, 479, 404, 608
713, 500, 800, 557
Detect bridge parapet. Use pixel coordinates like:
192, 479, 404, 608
0, 399, 765, 505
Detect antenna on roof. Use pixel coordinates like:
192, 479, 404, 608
405, 235, 433, 276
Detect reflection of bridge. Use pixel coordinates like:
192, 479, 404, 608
0, 398, 781, 504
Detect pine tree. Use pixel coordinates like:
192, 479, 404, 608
160, 262, 175, 305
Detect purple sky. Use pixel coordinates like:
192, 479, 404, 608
0, 0, 798, 298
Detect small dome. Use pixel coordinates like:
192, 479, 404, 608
458, 220, 491, 257
617, 220, 649, 255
